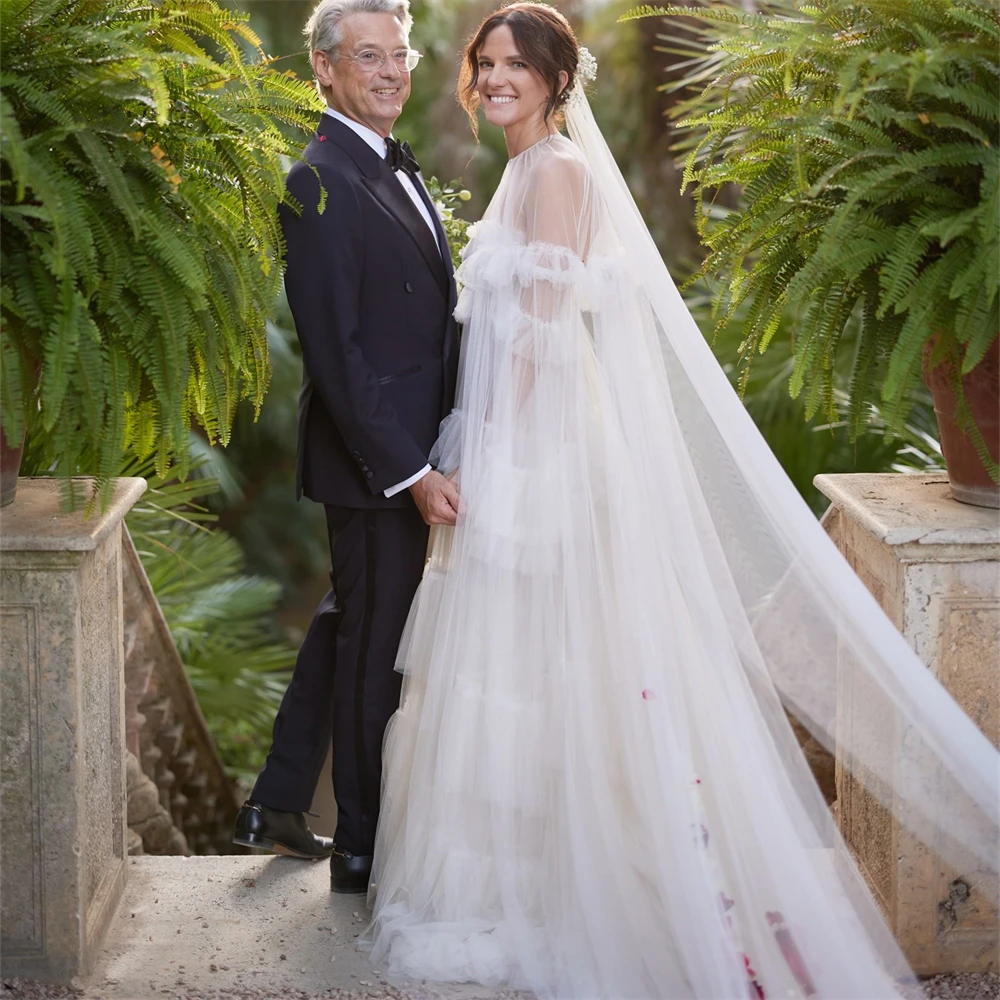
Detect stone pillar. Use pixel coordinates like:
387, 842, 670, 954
815, 472, 999, 975
1, 477, 147, 984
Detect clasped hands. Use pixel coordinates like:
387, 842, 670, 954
410, 469, 461, 526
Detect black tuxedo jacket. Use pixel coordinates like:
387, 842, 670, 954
280, 113, 459, 508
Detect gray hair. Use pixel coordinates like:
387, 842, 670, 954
305, 0, 413, 61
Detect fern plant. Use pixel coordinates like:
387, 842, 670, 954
125, 457, 295, 788
624, 0, 999, 477
1, 0, 323, 503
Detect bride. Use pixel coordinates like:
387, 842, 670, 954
362, 4, 999, 997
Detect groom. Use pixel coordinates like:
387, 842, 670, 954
233, 0, 460, 893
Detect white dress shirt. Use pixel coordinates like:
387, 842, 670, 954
322, 108, 437, 497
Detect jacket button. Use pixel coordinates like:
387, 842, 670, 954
404, 282, 413, 293
365, 471, 373, 479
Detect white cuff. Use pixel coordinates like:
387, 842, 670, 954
384, 464, 431, 498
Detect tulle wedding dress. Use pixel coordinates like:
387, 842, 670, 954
362, 84, 999, 999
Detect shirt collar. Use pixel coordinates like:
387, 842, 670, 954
323, 107, 389, 159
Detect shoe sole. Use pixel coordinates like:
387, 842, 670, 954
330, 881, 369, 895
232, 833, 331, 860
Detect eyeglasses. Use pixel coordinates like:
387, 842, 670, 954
341, 48, 422, 73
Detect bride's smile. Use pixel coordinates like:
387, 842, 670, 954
475, 27, 538, 125
474, 23, 566, 155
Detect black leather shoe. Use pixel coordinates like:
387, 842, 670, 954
232, 801, 334, 859
330, 846, 373, 894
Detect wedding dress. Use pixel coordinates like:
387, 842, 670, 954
362, 84, 999, 999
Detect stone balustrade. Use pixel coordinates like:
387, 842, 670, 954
120, 529, 241, 856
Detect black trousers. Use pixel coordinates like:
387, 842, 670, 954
251, 504, 428, 855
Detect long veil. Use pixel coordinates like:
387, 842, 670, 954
366, 82, 998, 998
561, 82, 998, 875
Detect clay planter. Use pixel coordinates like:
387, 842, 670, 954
1, 356, 41, 507
0, 423, 25, 507
923, 336, 1000, 508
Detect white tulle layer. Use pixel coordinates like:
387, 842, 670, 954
362, 123, 998, 999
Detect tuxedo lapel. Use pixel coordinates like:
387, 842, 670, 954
362, 165, 450, 297
412, 175, 458, 362
315, 114, 450, 297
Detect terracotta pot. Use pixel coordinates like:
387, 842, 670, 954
0, 422, 26, 507
923, 335, 1000, 508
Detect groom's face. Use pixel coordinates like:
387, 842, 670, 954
314, 12, 412, 137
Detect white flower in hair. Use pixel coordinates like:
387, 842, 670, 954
577, 46, 598, 83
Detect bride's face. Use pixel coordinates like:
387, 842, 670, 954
475, 25, 553, 132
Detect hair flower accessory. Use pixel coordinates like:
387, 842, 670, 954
577, 46, 598, 83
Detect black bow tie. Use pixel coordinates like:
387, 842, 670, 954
386, 137, 420, 177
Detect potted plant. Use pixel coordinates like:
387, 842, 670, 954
626, 0, 999, 505
0, 0, 323, 508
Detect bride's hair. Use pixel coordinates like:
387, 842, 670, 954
458, 2, 579, 136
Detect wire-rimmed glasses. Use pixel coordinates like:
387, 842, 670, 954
341, 48, 422, 73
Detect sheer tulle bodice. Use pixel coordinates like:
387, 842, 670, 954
363, 111, 998, 999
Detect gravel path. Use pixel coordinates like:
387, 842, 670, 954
2, 971, 996, 999
921, 973, 999, 1000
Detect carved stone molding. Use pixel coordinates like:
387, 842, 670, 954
125, 750, 187, 855
121, 530, 242, 856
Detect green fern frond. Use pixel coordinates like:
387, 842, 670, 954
877, 223, 933, 315
72, 131, 145, 237
632, 0, 999, 440
947, 4, 1000, 39
0, 72, 76, 128
884, 244, 969, 402
3, 0, 319, 503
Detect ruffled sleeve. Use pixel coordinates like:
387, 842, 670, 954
433, 140, 616, 489
454, 223, 629, 366
428, 407, 463, 477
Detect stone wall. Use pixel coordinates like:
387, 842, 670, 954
816, 472, 999, 975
